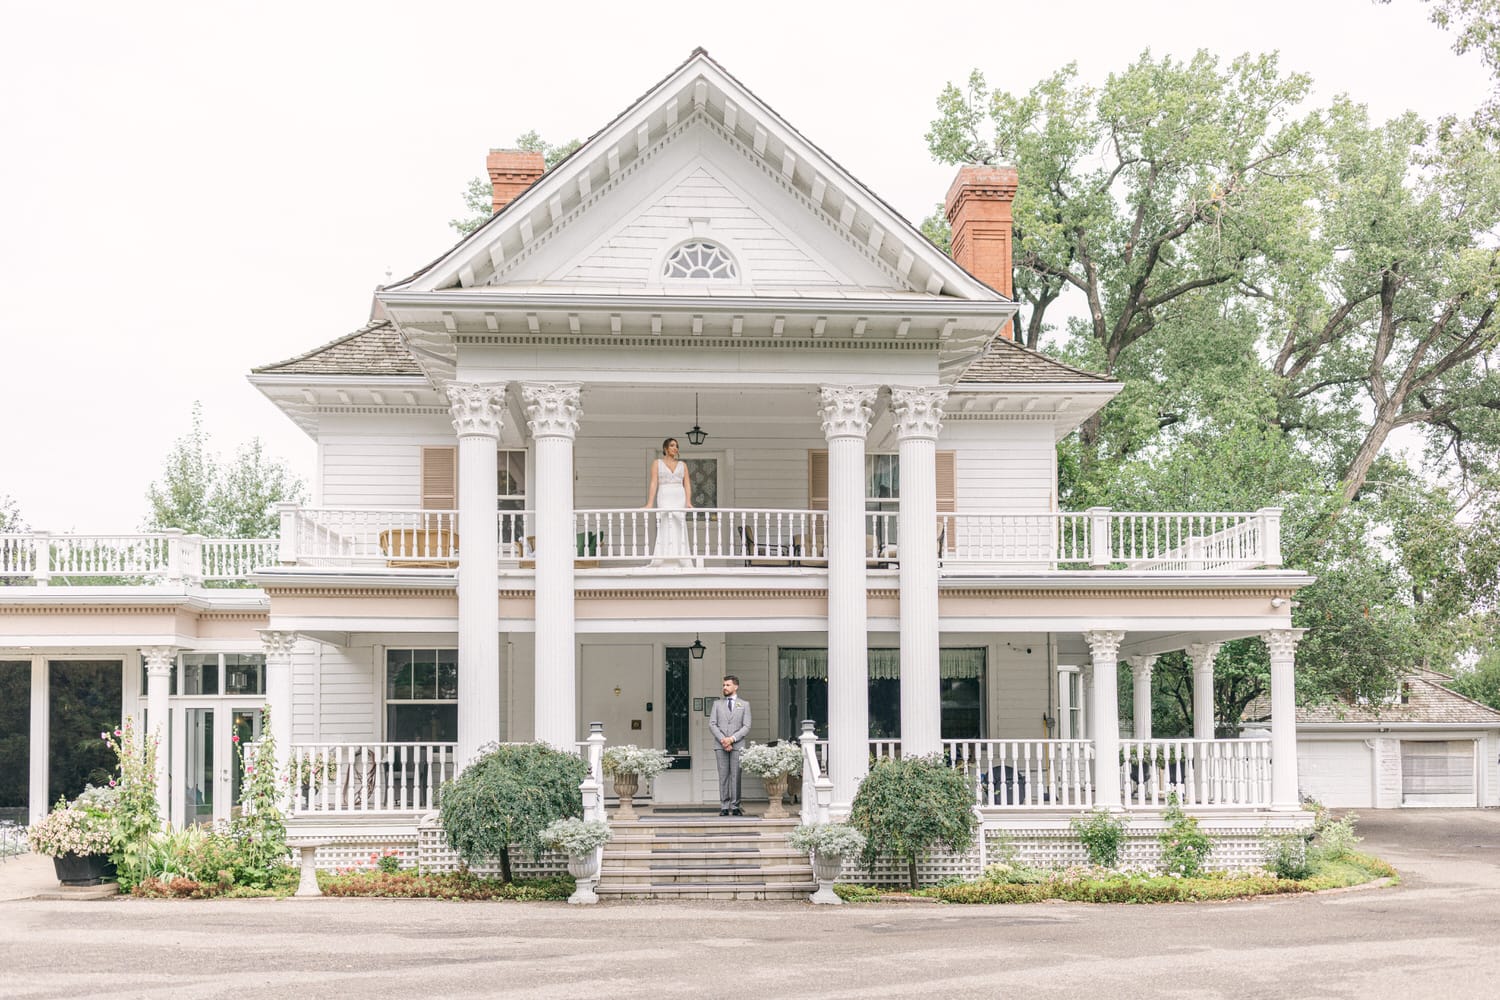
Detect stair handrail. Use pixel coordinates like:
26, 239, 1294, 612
798, 720, 832, 825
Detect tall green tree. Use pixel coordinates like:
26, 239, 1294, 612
0, 495, 23, 532
449, 131, 582, 237
143, 403, 306, 538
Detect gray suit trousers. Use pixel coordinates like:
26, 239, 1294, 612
714, 744, 742, 810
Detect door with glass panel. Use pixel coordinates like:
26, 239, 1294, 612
168, 653, 267, 827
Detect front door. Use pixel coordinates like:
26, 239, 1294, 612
173, 703, 262, 826
652, 646, 696, 803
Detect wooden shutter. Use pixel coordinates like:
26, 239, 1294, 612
937, 450, 956, 553
421, 447, 457, 509
808, 450, 829, 510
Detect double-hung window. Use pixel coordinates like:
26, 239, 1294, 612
385, 649, 458, 743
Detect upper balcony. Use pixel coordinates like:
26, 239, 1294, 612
0, 505, 1283, 588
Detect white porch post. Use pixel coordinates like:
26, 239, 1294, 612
1084, 630, 1124, 808
1187, 643, 1221, 740
1127, 655, 1154, 741
524, 382, 582, 750
142, 646, 176, 820
1080, 664, 1092, 741
820, 385, 877, 810
260, 631, 297, 765
1266, 629, 1303, 809
447, 382, 507, 769
28, 655, 48, 825
891, 386, 947, 758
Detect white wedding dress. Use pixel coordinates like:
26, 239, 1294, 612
651, 459, 693, 567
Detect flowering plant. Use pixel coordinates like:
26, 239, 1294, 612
102, 716, 161, 888
27, 793, 114, 858
539, 817, 612, 855
601, 745, 673, 778
786, 822, 866, 858
740, 742, 804, 778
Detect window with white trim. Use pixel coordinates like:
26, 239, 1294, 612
385, 649, 458, 742
663, 240, 738, 279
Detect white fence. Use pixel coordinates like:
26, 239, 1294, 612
1119, 738, 1273, 808
285, 742, 457, 814
945, 739, 1097, 808
281, 507, 461, 568
0, 531, 276, 586
572, 508, 827, 566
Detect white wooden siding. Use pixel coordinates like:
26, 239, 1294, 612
308, 644, 378, 741
943, 421, 1056, 512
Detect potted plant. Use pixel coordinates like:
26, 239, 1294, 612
27, 787, 117, 887
601, 745, 672, 820
787, 821, 866, 905
540, 817, 613, 905
740, 742, 804, 819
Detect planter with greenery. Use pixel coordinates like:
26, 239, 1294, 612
600, 745, 672, 820
440, 742, 588, 883
848, 755, 977, 891
540, 817, 612, 904
787, 821, 867, 905
27, 788, 117, 886
740, 742, 803, 819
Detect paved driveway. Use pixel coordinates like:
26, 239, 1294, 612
2, 810, 1497, 1000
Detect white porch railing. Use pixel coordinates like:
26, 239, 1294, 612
945, 739, 1096, 808
1120, 738, 1272, 808
0, 531, 276, 586
284, 742, 456, 814
798, 722, 833, 825
572, 508, 827, 565
940, 507, 1282, 571
281, 507, 460, 568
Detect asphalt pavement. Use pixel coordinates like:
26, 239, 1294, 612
1, 809, 1497, 1000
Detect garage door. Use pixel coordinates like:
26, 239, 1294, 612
1401, 740, 1477, 807
1297, 739, 1374, 808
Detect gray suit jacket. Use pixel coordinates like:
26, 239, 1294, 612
709, 697, 751, 748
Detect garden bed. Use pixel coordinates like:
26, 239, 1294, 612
833, 852, 1397, 904
317, 870, 574, 901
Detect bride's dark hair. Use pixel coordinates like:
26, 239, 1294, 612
661, 438, 678, 454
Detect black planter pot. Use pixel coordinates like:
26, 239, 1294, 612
52, 851, 117, 886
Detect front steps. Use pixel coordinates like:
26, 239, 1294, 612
596, 810, 815, 900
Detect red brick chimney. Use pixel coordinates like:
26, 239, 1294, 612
944, 165, 1018, 338
486, 149, 546, 213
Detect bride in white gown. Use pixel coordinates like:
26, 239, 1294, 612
644, 437, 694, 568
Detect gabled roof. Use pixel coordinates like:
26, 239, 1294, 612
385, 49, 1005, 302
1247, 674, 1500, 727
955, 337, 1114, 386
252, 320, 422, 377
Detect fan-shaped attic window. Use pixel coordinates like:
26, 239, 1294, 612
663, 241, 738, 280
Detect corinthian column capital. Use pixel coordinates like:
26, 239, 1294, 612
445, 382, 507, 438
522, 382, 583, 439
1083, 629, 1126, 661
1125, 655, 1155, 681
259, 630, 299, 661
141, 646, 177, 676
890, 386, 949, 441
1186, 642, 1222, 673
817, 385, 878, 440
1264, 629, 1303, 660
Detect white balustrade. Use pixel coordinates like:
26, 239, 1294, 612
868, 739, 902, 762
290, 508, 459, 567
941, 510, 1273, 571
572, 508, 827, 566
1119, 738, 1272, 808
200, 538, 278, 581
285, 742, 456, 814
944, 739, 1096, 808
863, 510, 900, 564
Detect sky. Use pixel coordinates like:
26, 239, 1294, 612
0, 0, 1492, 533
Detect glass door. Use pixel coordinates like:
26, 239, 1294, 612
182, 707, 216, 826
176, 704, 264, 825
228, 709, 263, 815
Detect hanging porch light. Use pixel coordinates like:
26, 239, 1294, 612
686, 393, 708, 446
689, 634, 706, 660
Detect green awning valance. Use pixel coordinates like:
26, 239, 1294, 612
778, 647, 985, 681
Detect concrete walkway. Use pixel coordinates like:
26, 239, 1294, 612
0, 854, 61, 901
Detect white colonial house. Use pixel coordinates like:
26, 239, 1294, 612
1, 51, 1314, 885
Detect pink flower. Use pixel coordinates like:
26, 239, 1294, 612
99, 732, 108, 740
232, 735, 240, 743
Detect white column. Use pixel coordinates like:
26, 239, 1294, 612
1080, 665, 1093, 741
1057, 665, 1079, 739
1084, 630, 1124, 808
1265, 629, 1303, 809
1128, 655, 1154, 741
28, 656, 48, 825
524, 382, 582, 750
1187, 643, 1221, 740
820, 385, 878, 810
447, 381, 507, 768
142, 646, 176, 821
259, 630, 297, 769
891, 386, 947, 758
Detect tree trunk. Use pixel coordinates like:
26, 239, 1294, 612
908, 855, 919, 892
500, 846, 513, 884
1341, 409, 1399, 502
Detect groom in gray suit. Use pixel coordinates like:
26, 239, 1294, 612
710, 675, 751, 816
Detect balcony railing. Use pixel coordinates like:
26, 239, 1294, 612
1120, 738, 1272, 808
0, 505, 1284, 585
284, 742, 456, 815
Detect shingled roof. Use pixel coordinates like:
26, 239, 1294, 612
252, 320, 423, 377
955, 337, 1113, 385
1247, 674, 1500, 727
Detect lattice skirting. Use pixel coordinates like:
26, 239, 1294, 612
311, 836, 420, 872
417, 822, 567, 878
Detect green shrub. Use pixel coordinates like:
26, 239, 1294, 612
982, 861, 1048, 885
440, 742, 588, 882
849, 755, 976, 890
1262, 830, 1317, 880
1157, 797, 1212, 877
318, 870, 573, 901
1071, 808, 1128, 868
1315, 812, 1362, 861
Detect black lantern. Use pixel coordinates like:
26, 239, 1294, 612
686, 393, 708, 446
689, 635, 706, 660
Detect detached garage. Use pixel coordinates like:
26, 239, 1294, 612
1248, 671, 1500, 809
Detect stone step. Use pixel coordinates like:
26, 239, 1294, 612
594, 881, 818, 901
606, 848, 809, 864
610, 819, 799, 837
599, 864, 814, 886
610, 833, 795, 851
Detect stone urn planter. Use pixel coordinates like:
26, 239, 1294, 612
567, 851, 601, 882
53, 851, 116, 887
787, 821, 865, 906
810, 851, 845, 905
541, 818, 612, 906
761, 772, 790, 819
611, 772, 641, 820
